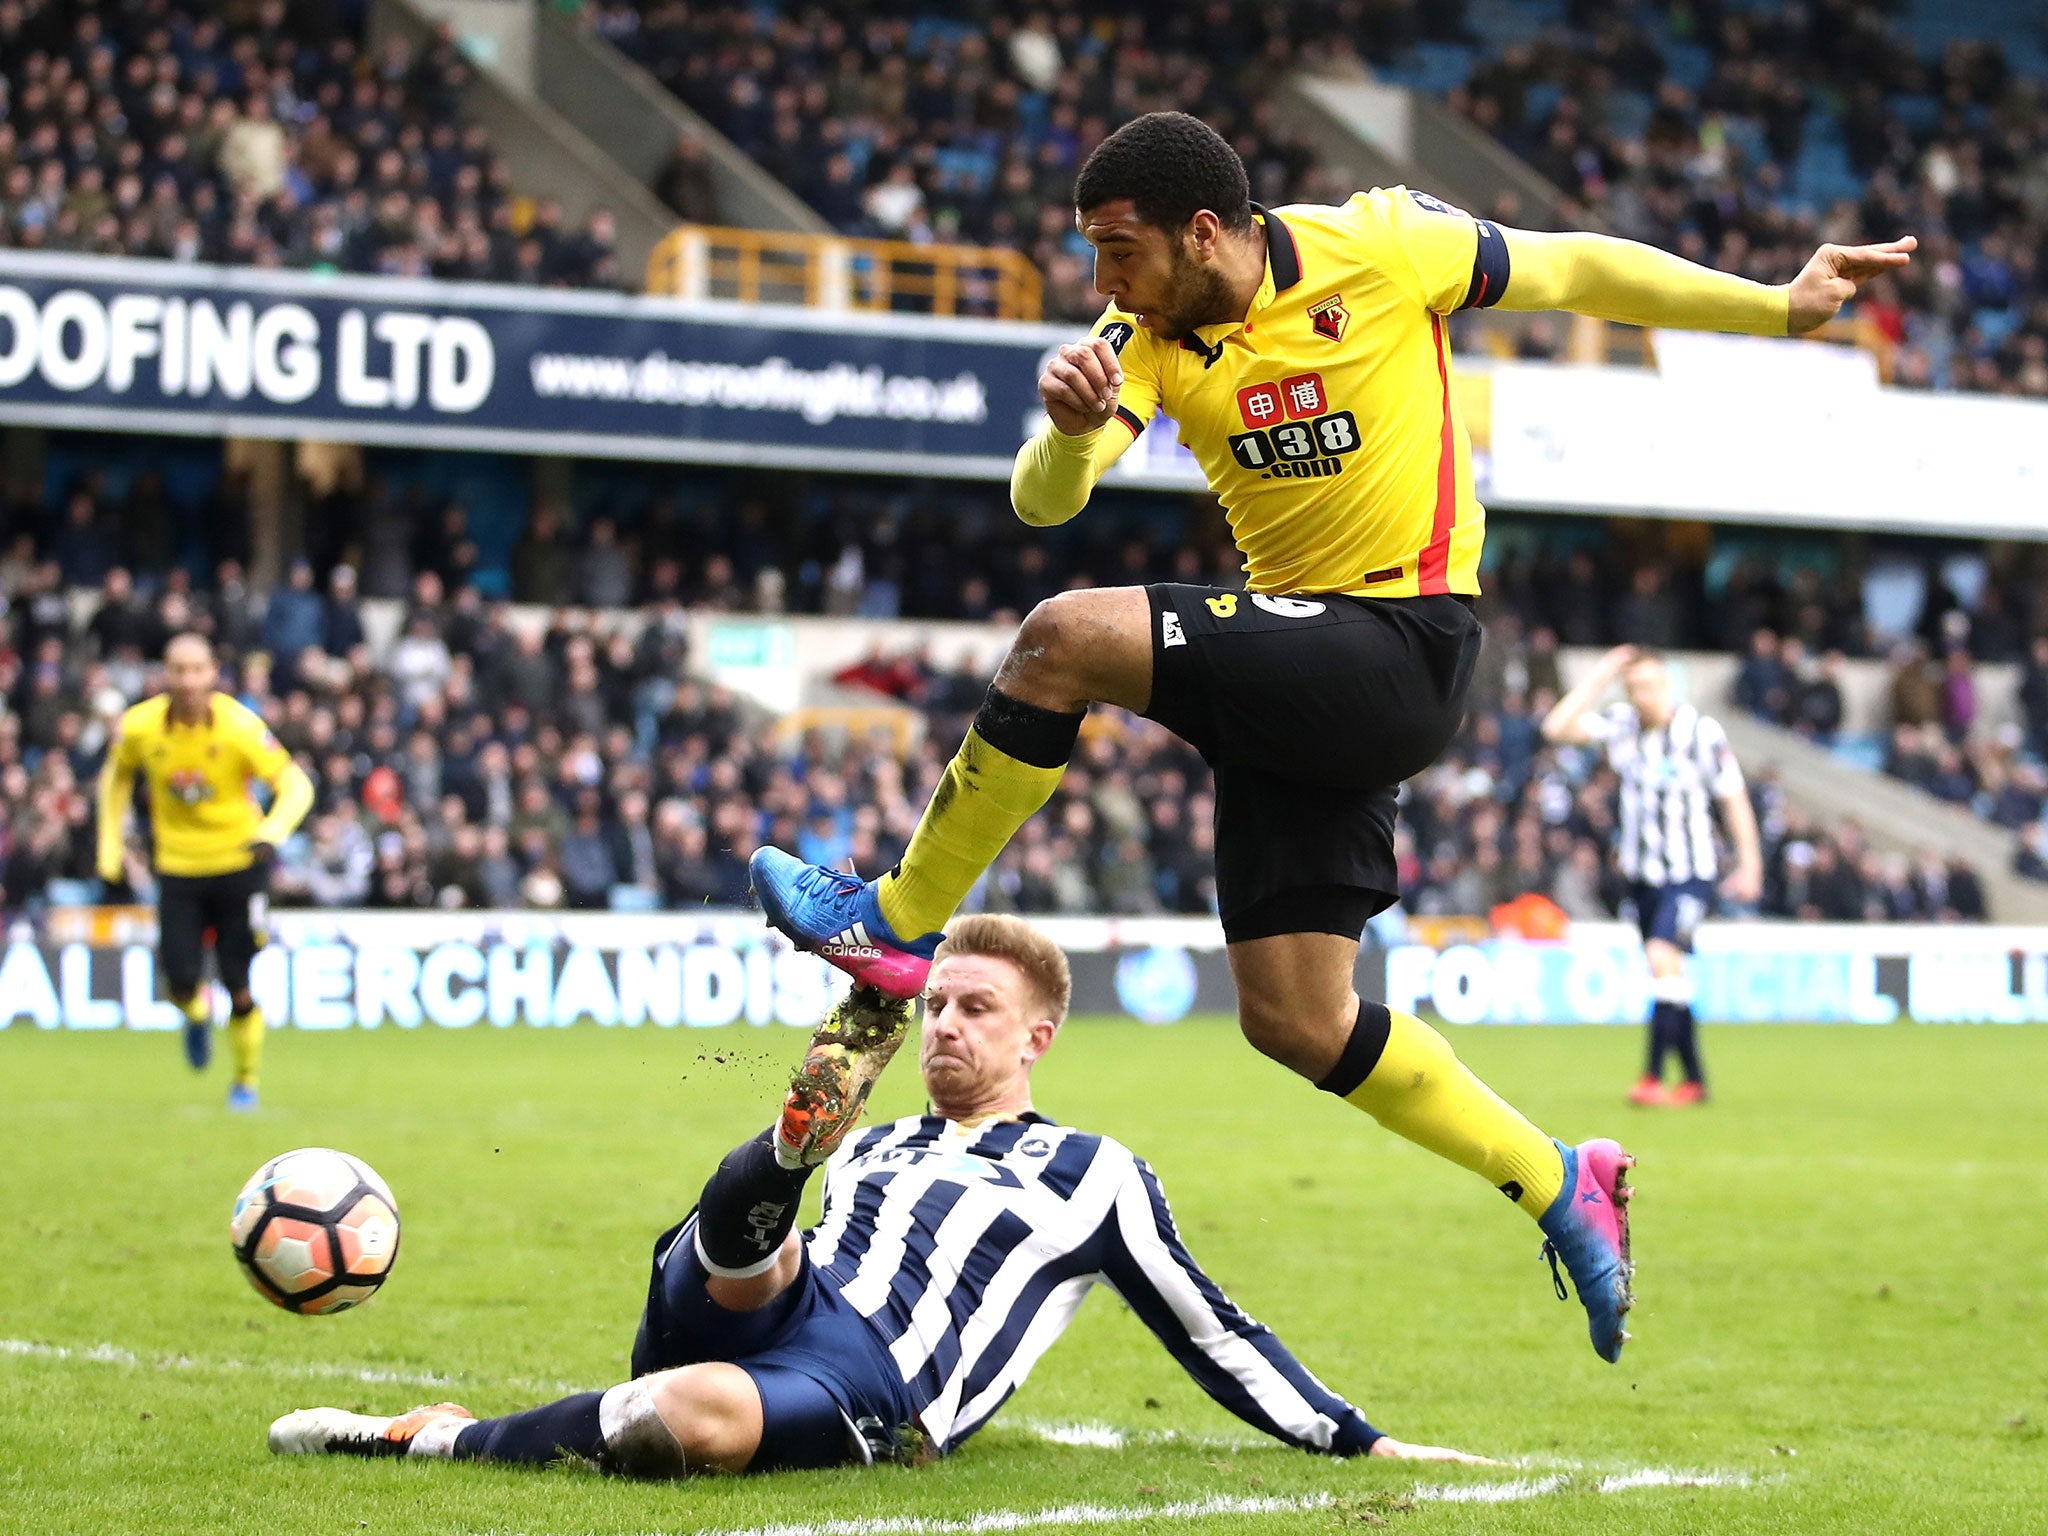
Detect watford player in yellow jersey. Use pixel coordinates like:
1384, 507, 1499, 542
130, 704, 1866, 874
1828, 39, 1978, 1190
750, 112, 1914, 1363
97, 634, 314, 1111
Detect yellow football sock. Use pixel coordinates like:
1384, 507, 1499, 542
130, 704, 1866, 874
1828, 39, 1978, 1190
228, 1006, 266, 1090
179, 990, 210, 1025
1344, 1009, 1564, 1219
876, 727, 1067, 938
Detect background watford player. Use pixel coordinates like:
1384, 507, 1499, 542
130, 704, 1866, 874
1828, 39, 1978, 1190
750, 111, 1914, 1365
97, 634, 314, 1111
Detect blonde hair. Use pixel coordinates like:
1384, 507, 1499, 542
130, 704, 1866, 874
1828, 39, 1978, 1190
935, 914, 1072, 1025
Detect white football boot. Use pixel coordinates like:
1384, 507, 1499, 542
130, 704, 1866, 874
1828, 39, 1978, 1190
269, 1402, 473, 1457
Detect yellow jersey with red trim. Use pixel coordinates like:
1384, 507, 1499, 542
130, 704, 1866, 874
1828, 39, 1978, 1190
1025, 189, 1512, 598
99, 692, 297, 877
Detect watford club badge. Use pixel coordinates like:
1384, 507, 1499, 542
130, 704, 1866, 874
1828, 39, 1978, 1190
167, 769, 215, 805
1309, 294, 1349, 342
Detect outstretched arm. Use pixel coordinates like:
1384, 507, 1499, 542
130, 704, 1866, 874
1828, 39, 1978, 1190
1097, 1153, 1489, 1460
1096, 1155, 1380, 1454
1498, 228, 1915, 337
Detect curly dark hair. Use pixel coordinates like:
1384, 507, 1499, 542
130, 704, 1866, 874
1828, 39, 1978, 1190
1073, 112, 1253, 233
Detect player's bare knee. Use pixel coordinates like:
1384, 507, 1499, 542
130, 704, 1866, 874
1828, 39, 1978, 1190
1645, 940, 1684, 977
1000, 596, 1088, 696
1237, 996, 1333, 1078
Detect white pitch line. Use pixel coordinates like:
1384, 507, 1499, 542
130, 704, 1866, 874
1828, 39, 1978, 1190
657, 1492, 1337, 1536
662, 1469, 1756, 1536
1596, 1469, 1754, 1492
0, 1337, 583, 1396
6, 1335, 1759, 1530
1410, 1475, 1568, 1504
1012, 1420, 1264, 1453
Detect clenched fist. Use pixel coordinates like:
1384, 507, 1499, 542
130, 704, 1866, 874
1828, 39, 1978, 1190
1038, 336, 1124, 436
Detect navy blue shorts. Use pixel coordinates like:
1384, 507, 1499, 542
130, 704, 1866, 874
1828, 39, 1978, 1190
1628, 879, 1715, 953
629, 1216, 917, 1470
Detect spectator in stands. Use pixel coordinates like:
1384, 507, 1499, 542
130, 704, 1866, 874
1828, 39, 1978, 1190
1925, 743, 1978, 806
261, 560, 326, 686
1888, 641, 1942, 728
1941, 647, 1979, 742
85, 568, 159, 659
324, 565, 367, 657
656, 131, 717, 223
2021, 635, 2048, 760
559, 791, 621, 910
2015, 822, 2048, 884
1791, 649, 1847, 744
1732, 628, 1794, 724
51, 490, 117, 590
578, 516, 635, 609
512, 507, 575, 606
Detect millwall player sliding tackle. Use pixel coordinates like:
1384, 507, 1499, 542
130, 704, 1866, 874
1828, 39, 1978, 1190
750, 111, 1912, 1362
271, 918, 1490, 1473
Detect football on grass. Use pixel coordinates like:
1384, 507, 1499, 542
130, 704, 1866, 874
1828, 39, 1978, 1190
230, 1148, 400, 1314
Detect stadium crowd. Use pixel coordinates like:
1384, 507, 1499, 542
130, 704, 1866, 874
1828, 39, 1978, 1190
1439, 0, 2048, 395
1725, 602, 2048, 882
602, 0, 1344, 319
0, 0, 622, 287
0, 543, 1993, 924
593, 0, 2048, 388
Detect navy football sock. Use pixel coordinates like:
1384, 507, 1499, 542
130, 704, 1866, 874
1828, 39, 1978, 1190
696, 1130, 815, 1277
1645, 1002, 1676, 1079
453, 1391, 605, 1464
1671, 1003, 1705, 1084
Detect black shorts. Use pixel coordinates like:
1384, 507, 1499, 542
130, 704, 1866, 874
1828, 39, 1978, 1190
1144, 585, 1480, 943
157, 864, 269, 995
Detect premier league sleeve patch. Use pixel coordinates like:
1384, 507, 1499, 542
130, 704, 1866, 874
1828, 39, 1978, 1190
1408, 189, 1469, 218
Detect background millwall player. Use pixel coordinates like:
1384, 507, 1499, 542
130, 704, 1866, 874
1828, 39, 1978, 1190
749, 110, 1913, 1364
96, 633, 313, 1111
268, 916, 1490, 1474
1542, 646, 1763, 1106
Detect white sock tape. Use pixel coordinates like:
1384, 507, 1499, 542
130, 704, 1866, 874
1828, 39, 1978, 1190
1650, 974, 1695, 1006
599, 1378, 690, 1478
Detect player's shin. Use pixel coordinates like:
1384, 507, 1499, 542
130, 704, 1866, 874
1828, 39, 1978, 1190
1653, 974, 1705, 1085
1319, 1003, 1565, 1218
875, 687, 1080, 940
697, 1130, 816, 1275
227, 1004, 265, 1089
445, 1391, 610, 1466
420, 1383, 690, 1475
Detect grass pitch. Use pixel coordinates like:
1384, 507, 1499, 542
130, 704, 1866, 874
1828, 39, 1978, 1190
2, 1016, 2043, 1535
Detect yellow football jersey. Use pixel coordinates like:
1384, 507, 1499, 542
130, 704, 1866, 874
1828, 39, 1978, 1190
1072, 189, 1508, 597
100, 692, 297, 877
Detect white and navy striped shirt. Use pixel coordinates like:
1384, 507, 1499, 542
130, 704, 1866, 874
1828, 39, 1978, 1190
803, 1113, 1379, 1456
1586, 701, 1745, 884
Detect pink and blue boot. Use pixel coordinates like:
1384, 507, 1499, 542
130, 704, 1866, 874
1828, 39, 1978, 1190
748, 848, 941, 1001
1536, 1137, 1636, 1362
